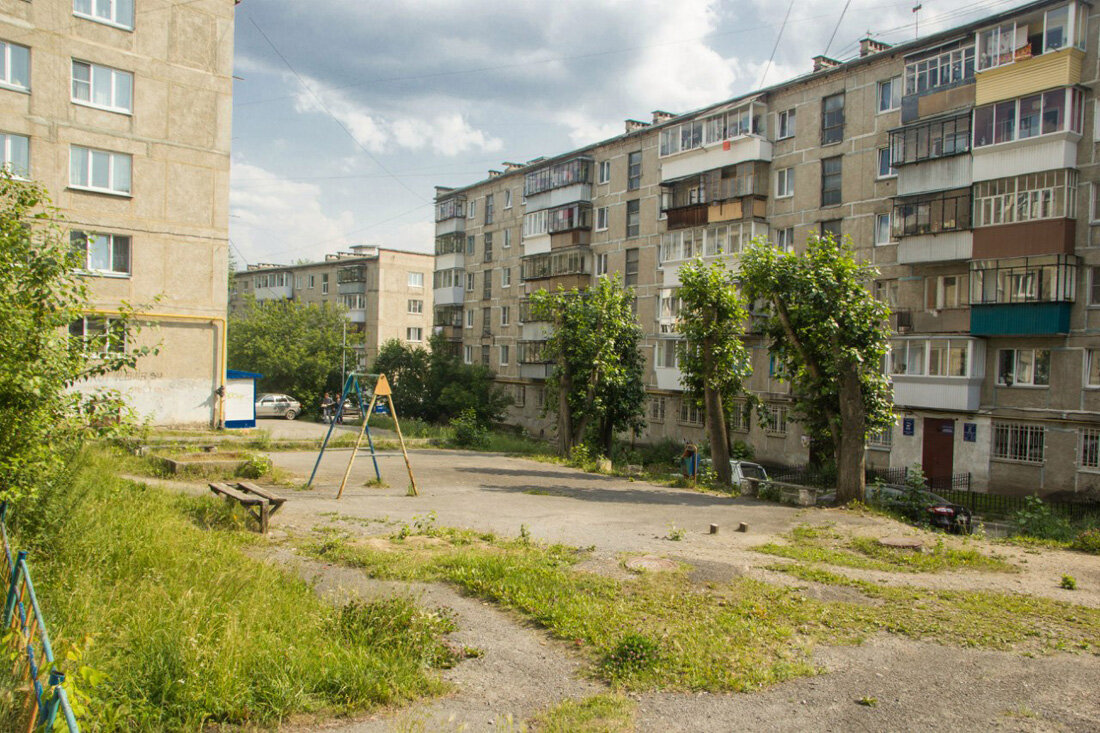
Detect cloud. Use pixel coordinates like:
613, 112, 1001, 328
230, 160, 357, 264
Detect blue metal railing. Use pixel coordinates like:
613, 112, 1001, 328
1, 502, 80, 732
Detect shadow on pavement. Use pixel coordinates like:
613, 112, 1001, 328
477, 482, 766, 508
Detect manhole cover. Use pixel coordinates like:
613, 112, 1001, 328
877, 536, 924, 551
624, 555, 679, 572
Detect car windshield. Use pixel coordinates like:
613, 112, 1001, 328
741, 464, 767, 479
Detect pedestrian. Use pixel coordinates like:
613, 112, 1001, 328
681, 440, 698, 478
321, 392, 335, 423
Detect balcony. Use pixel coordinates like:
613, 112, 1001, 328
976, 48, 1084, 106
518, 340, 551, 380
654, 367, 684, 392
435, 231, 465, 256
435, 196, 466, 222
890, 113, 973, 196
892, 189, 972, 264
660, 137, 771, 184
969, 254, 1076, 336
433, 285, 464, 307
973, 218, 1075, 259
523, 157, 593, 212
253, 282, 293, 301
521, 246, 591, 283
346, 308, 366, 324
889, 337, 986, 411
899, 40, 976, 123
547, 202, 591, 234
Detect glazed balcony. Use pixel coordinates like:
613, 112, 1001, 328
900, 40, 976, 123
889, 337, 986, 411
658, 100, 771, 182
521, 246, 591, 282
969, 254, 1076, 336
435, 196, 466, 222
523, 157, 593, 212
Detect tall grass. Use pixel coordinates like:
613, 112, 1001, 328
8, 448, 456, 730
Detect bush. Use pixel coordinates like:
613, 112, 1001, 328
1061, 574, 1077, 590
730, 440, 754, 460
448, 408, 487, 449
1072, 528, 1100, 555
601, 633, 660, 680
236, 453, 272, 479
1014, 495, 1074, 542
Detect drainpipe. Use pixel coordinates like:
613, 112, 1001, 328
86, 310, 228, 428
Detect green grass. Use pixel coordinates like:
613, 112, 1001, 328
755, 524, 1017, 574
301, 521, 1100, 694
6, 449, 459, 730
530, 693, 635, 732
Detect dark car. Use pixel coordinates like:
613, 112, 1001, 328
818, 484, 973, 534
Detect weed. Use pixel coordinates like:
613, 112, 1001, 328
601, 634, 661, 680
1014, 496, 1074, 542
449, 409, 488, 449
1072, 528, 1100, 555
665, 525, 686, 541
857, 696, 878, 707
1061, 574, 1077, 590
530, 693, 634, 733
519, 524, 531, 544
235, 452, 272, 479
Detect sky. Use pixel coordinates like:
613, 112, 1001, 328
228, 0, 1037, 269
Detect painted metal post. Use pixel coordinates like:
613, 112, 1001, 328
3, 550, 26, 626
307, 374, 356, 488
336, 392, 379, 500
39, 670, 64, 729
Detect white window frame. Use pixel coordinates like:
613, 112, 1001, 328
463, 345, 473, 364
997, 348, 1051, 387
321, 274, 329, 295
465, 309, 474, 329
877, 147, 896, 179
501, 267, 511, 288
678, 398, 703, 426
73, 0, 134, 30
1085, 348, 1100, 388
0, 40, 30, 92
407, 298, 423, 314
503, 228, 512, 248
650, 396, 666, 422
596, 206, 609, 231
308, 275, 315, 289
777, 108, 796, 140
0, 132, 29, 179
407, 271, 424, 288
762, 404, 788, 435
877, 76, 902, 113
774, 227, 794, 253
598, 160, 611, 184
467, 200, 477, 219
867, 423, 894, 449
73, 231, 130, 277
499, 345, 509, 366
596, 253, 608, 276
406, 327, 423, 342
71, 60, 133, 114
501, 305, 510, 326
465, 273, 475, 292
775, 168, 794, 198
874, 213, 892, 246
504, 189, 513, 209
70, 316, 126, 355
69, 145, 131, 195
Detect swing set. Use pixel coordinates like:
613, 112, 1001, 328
306, 372, 418, 498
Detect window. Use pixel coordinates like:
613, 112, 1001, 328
659, 102, 764, 156
342, 294, 365, 309
482, 270, 491, 300
1085, 349, 1100, 388
0, 40, 30, 91
1091, 266, 1100, 305
973, 89, 1084, 147
874, 214, 892, 245
679, 399, 703, 426
890, 340, 926, 376
466, 235, 476, 256
904, 41, 975, 96
998, 349, 1051, 387
465, 273, 475, 292
321, 273, 329, 295
73, 0, 134, 29
763, 404, 788, 435
626, 199, 640, 238
407, 271, 424, 288
974, 170, 1077, 227
596, 206, 609, 231
295, 276, 302, 290
624, 248, 639, 286
892, 190, 971, 237
514, 384, 525, 407
468, 200, 476, 219
775, 227, 794, 252
72, 231, 130, 275
889, 113, 971, 166
523, 210, 549, 238
481, 345, 490, 366
70, 145, 131, 195
465, 309, 474, 328
877, 77, 902, 113
71, 61, 132, 113
598, 160, 611, 184
776, 168, 794, 198
821, 92, 844, 145
648, 396, 666, 422
498, 345, 509, 366
0, 132, 29, 178
69, 316, 125, 354
868, 424, 894, 449
407, 299, 423, 314
503, 229, 512, 249
627, 151, 642, 190
1080, 428, 1100, 469
309, 275, 315, 289
503, 189, 513, 209
729, 402, 750, 432
483, 233, 493, 262
596, 253, 608, 276
484, 193, 494, 224
536, 387, 545, 409
927, 339, 968, 376
777, 108, 796, 140
925, 275, 963, 309
501, 305, 510, 326
993, 422, 1045, 463
821, 156, 842, 206
501, 267, 511, 288
875, 279, 899, 306
464, 345, 473, 364
820, 219, 842, 240
877, 147, 896, 179
481, 307, 491, 335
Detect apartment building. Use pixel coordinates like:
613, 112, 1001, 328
0, 0, 237, 425
231, 245, 434, 367
434, 0, 1100, 495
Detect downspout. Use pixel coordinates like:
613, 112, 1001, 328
87, 310, 228, 428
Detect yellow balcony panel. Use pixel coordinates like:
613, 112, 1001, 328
975, 48, 1083, 106
707, 201, 743, 222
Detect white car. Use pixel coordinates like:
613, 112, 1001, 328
729, 460, 769, 489
255, 393, 301, 420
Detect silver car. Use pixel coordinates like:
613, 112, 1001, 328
255, 393, 301, 420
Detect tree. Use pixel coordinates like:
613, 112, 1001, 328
741, 233, 894, 503
676, 259, 753, 486
529, 276, 647, 456
0, 172, 149, 502
372, 338, 431, 418
228, 298, 351, 410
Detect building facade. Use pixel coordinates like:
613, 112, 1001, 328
0, 0, 237, 426
231, 245, 434, 369
434, 0, 1100, 496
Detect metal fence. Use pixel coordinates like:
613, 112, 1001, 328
1, 502, 80, 732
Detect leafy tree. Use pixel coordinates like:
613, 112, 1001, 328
228, 298, 351, 410
372, 338, 431, 418
676, 259, 753, 486
530, 276, 646, 456
741, 233, 894, 503
0, 173, 149, 502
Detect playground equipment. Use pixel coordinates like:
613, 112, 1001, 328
306, 373, 418, 498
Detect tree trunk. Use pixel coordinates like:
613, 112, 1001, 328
600, 418, 614, 457
705, 384, 731, 485
557, 373, 573, 456
835, 362, 866, 503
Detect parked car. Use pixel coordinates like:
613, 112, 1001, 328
255, 393, 301, 420
698, 458, 769, 489
818, 484, 973, 534
336, 399, 361, 421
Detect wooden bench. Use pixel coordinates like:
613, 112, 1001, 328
208, 482, 286, 534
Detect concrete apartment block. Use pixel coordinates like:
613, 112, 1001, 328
0, 0, 236, 426
231, 246, 434, 369
435, 0, 1100, 496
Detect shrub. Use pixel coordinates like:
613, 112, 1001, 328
1014, 495, 1074, 542
601, 634, 660, 679
236, 453, 272, 479
1061, 574, 1077, 590
448, 408, 487, 448
1072, 528, 1100, 555
730, 440, 754, 460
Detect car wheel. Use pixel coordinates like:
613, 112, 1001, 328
285, 409, 298, 420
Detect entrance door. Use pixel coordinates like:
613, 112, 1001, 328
921, 418, 955, 484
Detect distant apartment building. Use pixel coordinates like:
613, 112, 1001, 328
231, 245, 434, 368
435, 0, 1100, 495
0, 0, 237, 426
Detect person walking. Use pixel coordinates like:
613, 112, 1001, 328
321, 392, 335, 423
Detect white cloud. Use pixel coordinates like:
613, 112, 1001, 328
294, 83, 502, 158
230, 160, 357, 264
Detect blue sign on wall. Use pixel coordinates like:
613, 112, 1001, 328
902, 418, 915, 436
963, 423, 977, 442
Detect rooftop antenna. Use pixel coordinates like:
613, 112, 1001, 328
913, 3, 922, 39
